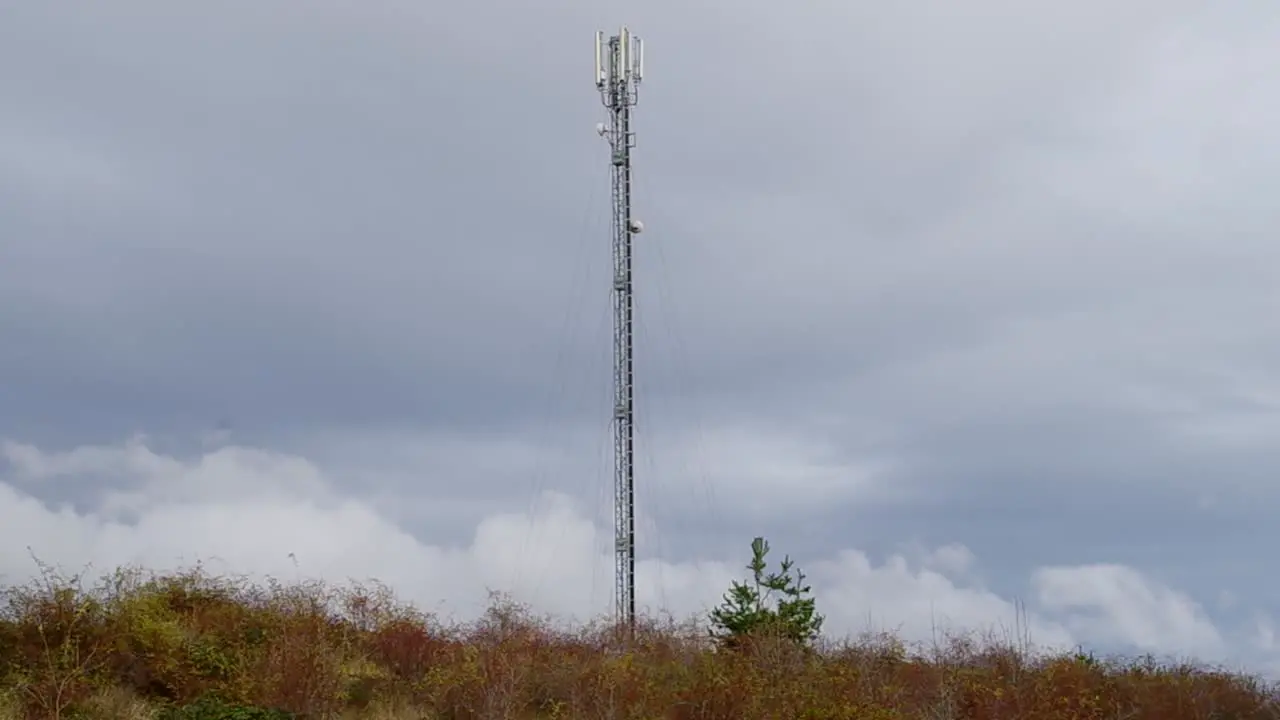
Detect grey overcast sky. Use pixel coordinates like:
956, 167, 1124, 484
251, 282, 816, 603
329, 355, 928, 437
3, 0, 1280, 672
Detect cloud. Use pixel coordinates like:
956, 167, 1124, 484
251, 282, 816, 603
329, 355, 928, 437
1034, 564, 1224, 657
1, 435, 1265, 668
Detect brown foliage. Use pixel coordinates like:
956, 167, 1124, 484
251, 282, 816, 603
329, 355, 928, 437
0, 564, 1275, 719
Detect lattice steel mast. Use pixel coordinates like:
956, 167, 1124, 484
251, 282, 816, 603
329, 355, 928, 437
595, 26, 644, 636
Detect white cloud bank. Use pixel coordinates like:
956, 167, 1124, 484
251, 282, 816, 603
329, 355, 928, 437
0, 435, 1266, 670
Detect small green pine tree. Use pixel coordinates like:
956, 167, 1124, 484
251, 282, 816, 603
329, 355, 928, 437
708, 536, 823, 649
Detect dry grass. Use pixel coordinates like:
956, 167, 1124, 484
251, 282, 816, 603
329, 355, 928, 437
0, 562, 1276, 719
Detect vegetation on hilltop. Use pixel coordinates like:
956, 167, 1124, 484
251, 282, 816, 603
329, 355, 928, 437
0, 543, 1275, 719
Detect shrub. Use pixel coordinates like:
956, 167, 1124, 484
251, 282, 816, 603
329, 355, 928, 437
0, 556, 1276, 719
157, 695, 295, 720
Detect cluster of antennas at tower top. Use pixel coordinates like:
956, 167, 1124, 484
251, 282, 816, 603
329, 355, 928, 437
594, 26, 644, 87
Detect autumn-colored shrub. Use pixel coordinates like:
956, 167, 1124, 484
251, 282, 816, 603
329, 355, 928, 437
0, 562, 1276, 719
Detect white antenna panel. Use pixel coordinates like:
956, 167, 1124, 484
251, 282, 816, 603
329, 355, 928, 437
619, 28, 628, 76
594, 31, 604, 86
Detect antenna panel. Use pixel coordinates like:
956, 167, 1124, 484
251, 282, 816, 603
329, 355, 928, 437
619, 28, 628, 77
594, 31, 605, 87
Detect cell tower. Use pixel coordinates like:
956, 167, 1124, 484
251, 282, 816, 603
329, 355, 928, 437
595, 26, 644, 636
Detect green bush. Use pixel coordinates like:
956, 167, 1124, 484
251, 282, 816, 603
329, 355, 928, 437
156, 695, 295, 720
